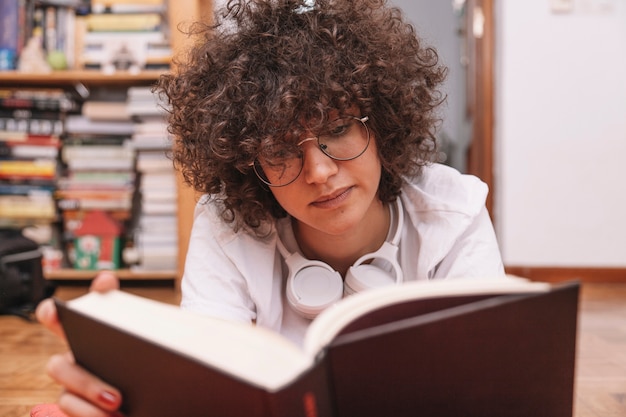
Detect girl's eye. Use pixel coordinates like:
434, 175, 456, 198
321, 118, 352, 140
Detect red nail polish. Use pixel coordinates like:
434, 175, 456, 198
99, 390, 119, 407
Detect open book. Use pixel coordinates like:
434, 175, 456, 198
55, 277, 580, 417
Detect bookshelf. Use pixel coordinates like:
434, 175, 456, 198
0, 0, 213, 284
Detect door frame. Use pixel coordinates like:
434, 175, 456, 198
465, 0, 495, 218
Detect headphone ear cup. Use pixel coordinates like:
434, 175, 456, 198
286, 264, 344, 320
343, 241, 403, 296
344, 264, 397, 296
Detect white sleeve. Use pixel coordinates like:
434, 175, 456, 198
180, 201, 257, 324
431, 207, 505, 279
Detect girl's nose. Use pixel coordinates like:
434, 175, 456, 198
300, 140, 339, 184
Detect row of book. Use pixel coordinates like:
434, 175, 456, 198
62, 86, 177, 271
0, 87, 73, 230
0, 84, 177, 273
0, 0, 171, 72
62, 85, 177, 272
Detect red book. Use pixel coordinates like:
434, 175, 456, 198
56, 278, 579, 417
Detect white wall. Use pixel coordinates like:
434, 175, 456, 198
494, 0, 626, 266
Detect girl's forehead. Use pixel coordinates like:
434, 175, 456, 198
263, 106, 361, 140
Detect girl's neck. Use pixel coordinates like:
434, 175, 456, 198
292, 201, 390, 277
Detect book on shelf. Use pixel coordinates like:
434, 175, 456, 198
0, 180, 56, 196
0, 88, 78, 112
140, 171, 175, 190
65, 115, 135, 136
0, 193, 56, 221
90, 0, 165, 7
0, 141, 59, 159
81, 100, 132, 121
144, 41, 171, 70
56, 189, 134, 211
136, 150, 171, 172
131, 210, 177, 270
91, 3, 166, 14
0, 132, 61, 146
15, 2, 89, 72
0, 0, 23, 71
56, 277, 580, 417
81, 30, 167, 71
0, 108, 64, 136
0, 158, 57, 180
126, 85, 167, 117
57, 171, 135, 190
138, 169, 176, 208
64, 158, 135, 172
62, 143, 135, 164
85, 12, 163, 32
137, 213, 176, 231
63, 134, 129, 147
139, 199, 176, 215
132, 228, 177, 271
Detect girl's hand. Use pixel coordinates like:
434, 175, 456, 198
36, 270, 120, 338
36, 271, 123, 417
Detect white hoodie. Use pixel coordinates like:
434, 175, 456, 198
180, 163, 504, 345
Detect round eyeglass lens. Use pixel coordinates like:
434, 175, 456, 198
253, 116, 369, 187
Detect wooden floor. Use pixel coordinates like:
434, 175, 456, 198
0, 282, 625, 417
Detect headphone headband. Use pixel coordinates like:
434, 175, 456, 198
279, 199, 404, 319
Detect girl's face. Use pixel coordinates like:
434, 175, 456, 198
268, 115, 383, 239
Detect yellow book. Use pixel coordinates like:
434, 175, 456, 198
86, 13, 162, 32
0, 159, 56, 179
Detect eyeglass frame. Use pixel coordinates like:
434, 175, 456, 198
251, 116, 371, 187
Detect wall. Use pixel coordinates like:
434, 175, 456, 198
389, 0, 470, 172
494, 0, 626, 267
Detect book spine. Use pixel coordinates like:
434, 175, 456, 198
0, 133, 61, 146
0, 110, 64, 136
0, 143, 59, 159
0, 159, 57, 180
43, 5, 57, 53
0, 0, 20, 70
0, 96, 73, 111
0, 181, 56, 195
85, 13, 162, 32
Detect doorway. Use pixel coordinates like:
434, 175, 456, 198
389, 0, 494, 215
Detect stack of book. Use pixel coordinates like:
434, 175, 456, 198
57, 94, 136, 268
82, 0, 171, 72
57, 142, 136, 213
127, 87, 178, 271
127, 85, 177, 272
0, 87, 76, 229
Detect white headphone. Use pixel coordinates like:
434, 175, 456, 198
278, 198, 404, 319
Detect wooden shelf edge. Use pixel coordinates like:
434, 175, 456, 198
45, 268, 177, 281
0, 70, 167, 85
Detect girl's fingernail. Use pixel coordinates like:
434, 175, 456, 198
99, 390, 120, 407
38, 301, 52, 319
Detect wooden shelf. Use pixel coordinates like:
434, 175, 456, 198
44, 268, 177, 281
0, 70, 166, 86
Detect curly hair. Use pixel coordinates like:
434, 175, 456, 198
156, 0, 447, 234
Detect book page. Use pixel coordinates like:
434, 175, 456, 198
302, 276, 551, 356
67, 291, 314, 390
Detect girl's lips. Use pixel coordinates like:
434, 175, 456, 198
311, 187, 352, 209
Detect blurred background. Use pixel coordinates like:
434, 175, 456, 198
391, 0, 626, 280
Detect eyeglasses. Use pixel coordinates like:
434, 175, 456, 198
252, 116, 370, 187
